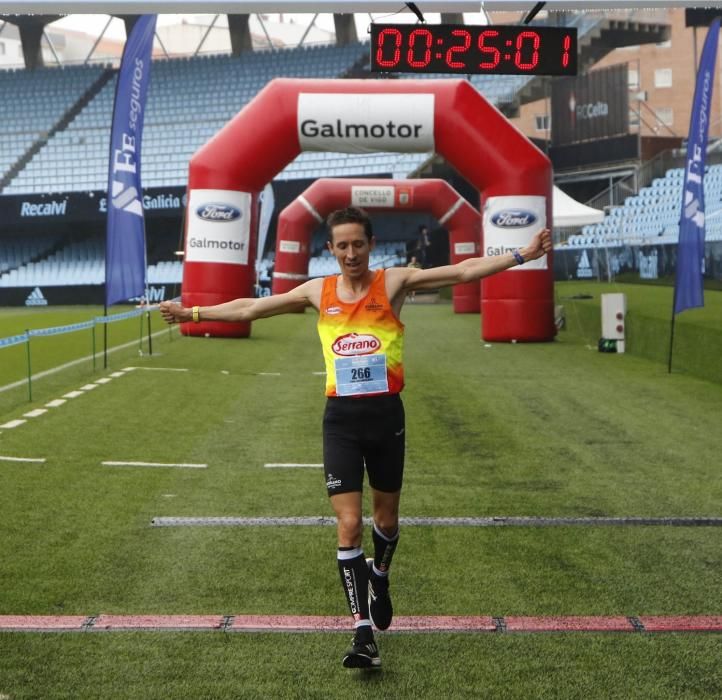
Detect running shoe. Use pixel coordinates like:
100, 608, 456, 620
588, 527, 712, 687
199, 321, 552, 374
342, 628, 381, 669
367, 558, 393, 631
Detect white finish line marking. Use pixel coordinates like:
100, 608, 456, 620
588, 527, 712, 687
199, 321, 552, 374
80, 384, 98, 391
0, 455, 46, 464
0, 419, 26, 429
45, 399, 67, 408
110, 371, 126, 378
264, 463, 323, 468
95, 377, 113, 384
62, 391, 84, 399
23, 408, 47, 418
103, 461, 208, 469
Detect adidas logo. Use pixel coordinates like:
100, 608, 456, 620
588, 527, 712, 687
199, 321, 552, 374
576, 250, 593, 279
25, 287, 48, 307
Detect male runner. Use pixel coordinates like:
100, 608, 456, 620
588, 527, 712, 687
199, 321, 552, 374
160, 206, 551, 669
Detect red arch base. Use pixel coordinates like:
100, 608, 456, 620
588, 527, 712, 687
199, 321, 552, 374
272, 178, 482, 313
180, 78, 553, 341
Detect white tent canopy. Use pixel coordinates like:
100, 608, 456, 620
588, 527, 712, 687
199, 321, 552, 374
552, 186, 605, 227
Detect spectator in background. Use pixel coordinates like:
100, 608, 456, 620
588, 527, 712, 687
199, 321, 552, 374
417, 225, 431, 268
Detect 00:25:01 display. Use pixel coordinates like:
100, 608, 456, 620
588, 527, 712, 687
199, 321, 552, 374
374, 27, 573, 72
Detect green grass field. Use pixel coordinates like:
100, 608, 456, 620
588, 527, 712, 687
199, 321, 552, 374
0, 293, 720, 699
557, 281, 722, 383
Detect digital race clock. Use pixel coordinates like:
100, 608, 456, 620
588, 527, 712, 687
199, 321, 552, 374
370, 24, 577, 76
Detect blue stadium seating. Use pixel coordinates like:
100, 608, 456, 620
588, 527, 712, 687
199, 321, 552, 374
0, 235, 183, 287
0, 64, 106, 186
4, 43, 395, 194
563, 165, 722, 249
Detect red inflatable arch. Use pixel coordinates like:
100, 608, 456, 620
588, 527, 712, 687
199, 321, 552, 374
181, 78, 553, 341
272, 178, 482, 313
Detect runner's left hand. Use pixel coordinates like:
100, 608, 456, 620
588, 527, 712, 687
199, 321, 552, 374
523, 228, 552, 261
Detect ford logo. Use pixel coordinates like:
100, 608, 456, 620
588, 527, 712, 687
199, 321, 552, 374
491, 210, 537, 228
196, 203, 242, 222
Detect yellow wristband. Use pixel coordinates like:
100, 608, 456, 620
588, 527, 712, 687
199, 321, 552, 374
192, 306, 200, 323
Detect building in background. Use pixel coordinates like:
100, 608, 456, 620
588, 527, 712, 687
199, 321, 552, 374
511, 9, 722, 148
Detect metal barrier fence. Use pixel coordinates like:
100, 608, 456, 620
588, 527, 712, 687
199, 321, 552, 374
0, 306, 159, 401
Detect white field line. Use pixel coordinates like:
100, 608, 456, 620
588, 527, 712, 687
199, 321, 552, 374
256, 372, 281, 376
95, 377, 113, 384
0, 419, 26, 429
110, 371, 126, 378
80, 384, 98, 391
45, 399, 67, 408
264, 463, 323, 468
0, 455, 46, 464
0, 327, 175, 395
102, 461, 207, 469
23, 408, 47, 418
62, 390, 84, 399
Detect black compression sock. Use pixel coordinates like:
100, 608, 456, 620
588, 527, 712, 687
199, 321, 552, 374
372, 523, 399, 576
337, 546, 371, 623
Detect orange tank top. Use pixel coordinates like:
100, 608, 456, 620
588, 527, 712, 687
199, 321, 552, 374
317, 269, 404, 397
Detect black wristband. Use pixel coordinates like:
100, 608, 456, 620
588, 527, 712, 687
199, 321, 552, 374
512, 249, 525, 265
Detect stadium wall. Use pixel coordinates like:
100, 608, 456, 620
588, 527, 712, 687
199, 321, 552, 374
0, 188, 186, 226
1, 284, 172, 306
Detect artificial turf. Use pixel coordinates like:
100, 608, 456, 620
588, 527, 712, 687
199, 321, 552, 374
0, 295, 720, 698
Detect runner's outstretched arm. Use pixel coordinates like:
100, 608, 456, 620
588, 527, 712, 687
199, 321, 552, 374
398, 227, 552, 292
159, 278, 321, 324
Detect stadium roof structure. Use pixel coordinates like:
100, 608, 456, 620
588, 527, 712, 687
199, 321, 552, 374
0, 1, 480, 10
484, 1, 722, 6
2, 0, 718, 9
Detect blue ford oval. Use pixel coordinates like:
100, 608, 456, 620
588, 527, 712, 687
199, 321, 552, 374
491, 210, 537, 228
196, 202, 242, 222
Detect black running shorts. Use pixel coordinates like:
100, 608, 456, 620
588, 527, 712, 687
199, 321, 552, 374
322, 393, 405, 496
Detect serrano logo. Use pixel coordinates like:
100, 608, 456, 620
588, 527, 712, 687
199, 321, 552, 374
195, 203, 242, 222
332, 333, 381, 356
325, 306, 342, 315
491, 210, 537, 228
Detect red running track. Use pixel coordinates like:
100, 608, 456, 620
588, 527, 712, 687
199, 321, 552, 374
0, 615, 720, 633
